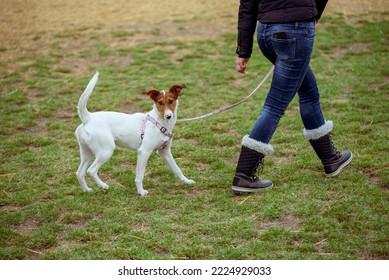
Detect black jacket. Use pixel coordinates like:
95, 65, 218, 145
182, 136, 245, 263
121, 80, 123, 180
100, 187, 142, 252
236, 0, 328, 58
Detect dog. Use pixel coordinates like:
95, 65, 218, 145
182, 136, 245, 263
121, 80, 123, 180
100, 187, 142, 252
75, 72, 195, 196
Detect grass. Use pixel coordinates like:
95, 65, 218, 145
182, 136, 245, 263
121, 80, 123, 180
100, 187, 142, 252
0, 15, 388, 260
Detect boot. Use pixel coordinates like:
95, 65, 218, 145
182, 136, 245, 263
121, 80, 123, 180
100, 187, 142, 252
232, 135, 273, 195
304, 121, 353, 177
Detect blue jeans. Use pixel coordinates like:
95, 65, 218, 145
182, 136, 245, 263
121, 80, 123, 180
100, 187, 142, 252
249, 21, 325, 143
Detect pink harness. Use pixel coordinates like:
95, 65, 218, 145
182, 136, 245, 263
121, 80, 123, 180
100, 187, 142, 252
141, 115, 173, 150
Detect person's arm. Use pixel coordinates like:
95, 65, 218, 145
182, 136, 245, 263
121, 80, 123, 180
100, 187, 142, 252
236, 0, 260, 59
315, 0, 328, 21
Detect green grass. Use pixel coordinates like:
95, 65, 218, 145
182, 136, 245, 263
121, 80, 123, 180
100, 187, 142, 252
0, 16, 388, 260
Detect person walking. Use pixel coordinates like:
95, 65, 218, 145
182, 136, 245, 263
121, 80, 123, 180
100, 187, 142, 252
232, 0, 353, 195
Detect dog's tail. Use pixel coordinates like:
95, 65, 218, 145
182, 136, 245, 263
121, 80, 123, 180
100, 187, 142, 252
77, 71, 99, 124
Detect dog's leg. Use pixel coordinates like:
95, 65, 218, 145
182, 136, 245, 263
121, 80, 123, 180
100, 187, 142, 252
135, 149, 153, 196
87, 149, 114, 190
158, 148, 195, 185
76, 144, 94, 192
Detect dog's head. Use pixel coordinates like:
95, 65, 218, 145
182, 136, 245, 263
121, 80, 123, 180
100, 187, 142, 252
143, 84, 186, 120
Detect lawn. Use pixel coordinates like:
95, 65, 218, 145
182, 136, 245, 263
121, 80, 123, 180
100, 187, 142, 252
0, 12, 388, 259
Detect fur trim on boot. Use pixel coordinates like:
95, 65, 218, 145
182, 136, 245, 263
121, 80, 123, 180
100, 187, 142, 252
303, 120, 333, 140
242, 135, 274, 155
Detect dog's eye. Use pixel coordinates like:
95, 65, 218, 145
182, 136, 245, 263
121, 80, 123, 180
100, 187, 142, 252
158, 101, 163, 106
168, 100, 174, 104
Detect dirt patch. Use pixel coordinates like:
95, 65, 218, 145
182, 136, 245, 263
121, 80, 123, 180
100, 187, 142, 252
326, 0, 389, 16
257, 214, 302, 232
1, 0, 388, 62
0, 0, 238, 61
1, 0, 386, 35
331, 42, 371, 59
0, 0, 388, 88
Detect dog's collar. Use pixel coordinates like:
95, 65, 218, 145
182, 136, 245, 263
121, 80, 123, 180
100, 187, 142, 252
141, 115, 173, 148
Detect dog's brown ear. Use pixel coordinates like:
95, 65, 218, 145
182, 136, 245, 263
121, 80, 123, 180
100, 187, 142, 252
169, 84, 186, 98
143, 89, 160, 102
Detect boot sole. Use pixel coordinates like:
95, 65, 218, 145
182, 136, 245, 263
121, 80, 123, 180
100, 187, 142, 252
325, 152, 353, 177
232, 183, 273, 195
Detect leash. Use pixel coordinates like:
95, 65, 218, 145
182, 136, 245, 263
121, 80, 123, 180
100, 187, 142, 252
177, 66, 274, 122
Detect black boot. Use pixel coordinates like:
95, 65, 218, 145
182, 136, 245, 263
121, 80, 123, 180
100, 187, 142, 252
232, 135, 273, 195
304, 121, 353, 177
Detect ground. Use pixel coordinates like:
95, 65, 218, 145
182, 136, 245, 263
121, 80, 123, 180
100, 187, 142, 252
0, 0, 388, 261
1, 0, 388, 62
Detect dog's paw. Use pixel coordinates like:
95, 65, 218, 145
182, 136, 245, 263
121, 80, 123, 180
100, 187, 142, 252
183, 179, 195, 185
100, 184, 109, 190
83, 187, 94, 193
138, 189, 149, 197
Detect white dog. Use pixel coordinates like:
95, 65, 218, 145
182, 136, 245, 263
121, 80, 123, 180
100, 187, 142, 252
75, 72, 194, 196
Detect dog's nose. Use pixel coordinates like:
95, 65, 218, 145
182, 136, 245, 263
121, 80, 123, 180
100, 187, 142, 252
166, 114, 172, 119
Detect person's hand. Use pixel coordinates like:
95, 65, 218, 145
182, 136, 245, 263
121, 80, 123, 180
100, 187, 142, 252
235, 57, 250, 74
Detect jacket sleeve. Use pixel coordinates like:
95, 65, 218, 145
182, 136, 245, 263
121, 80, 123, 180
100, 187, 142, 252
315, 0, 328, 21
236, 0, 260, 58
